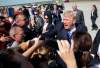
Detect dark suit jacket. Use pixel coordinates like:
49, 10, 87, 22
43, 22, 67, 40
89, 30, 100, 67
75, 9, 85, 26
75, 10, 87, 32
46, 23, 54, 32
44, 10, 52, 24
43, 22, 68, 51
42, 22, 87, 52
43, 22, 87, 41
91, 9, 98, 20
55, 23, 74, 41
55, 22, 87, 40
52, 10, 62, 24
91, 29, 100, 54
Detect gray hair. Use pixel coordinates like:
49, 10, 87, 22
63, 10, 76, 20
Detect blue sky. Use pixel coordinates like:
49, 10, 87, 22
0, 0, 52, 6
0, 0, 34, 6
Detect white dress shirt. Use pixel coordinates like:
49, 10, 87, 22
97, 44, 100, 58
42, 22, 48, 33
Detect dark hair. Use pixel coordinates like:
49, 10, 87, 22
0, 16, 5, 20
0, 49, 21, 68
73, 32, 92, 68
93, 4, 97, 11
0, 48, 33, 68
46, 4, 53, 11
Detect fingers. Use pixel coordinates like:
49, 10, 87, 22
57, 40, 63, 51
57, 40, 74, 52
30, 36, 41, 47
57, 50, 61, 56
38, 35, 41, 39
61, 40, 70, 49
70, 39, 74, 51
57, 40, 70, 53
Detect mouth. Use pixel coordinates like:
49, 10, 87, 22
64, 25, 69, 29
64, 24, 68, 26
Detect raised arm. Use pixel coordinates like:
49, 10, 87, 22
57, 40, 77, 68
22, 37, 43, 57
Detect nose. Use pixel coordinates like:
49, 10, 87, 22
63, 20, 70, 24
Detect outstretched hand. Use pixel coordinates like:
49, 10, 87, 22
57, 40, 77, 68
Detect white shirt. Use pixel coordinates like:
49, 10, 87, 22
69, 27, 76, 36
97, 44, 100, 58
91, 10, 94, 16
7, 41, 18, 49
42, 23, 48, 33
67, 26, 76, 38
28, 8, 33, 19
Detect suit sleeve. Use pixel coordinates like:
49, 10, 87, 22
91, 29, 100, 55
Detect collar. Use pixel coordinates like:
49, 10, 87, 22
70, 26, 76, 34
66, 26, 76, 35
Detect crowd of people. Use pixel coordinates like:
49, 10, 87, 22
0, 3, 100, 68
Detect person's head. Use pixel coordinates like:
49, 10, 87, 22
44, 15, 49, 23
0, 49, 33, 68
63, 10, 76, 29
9, 26, 24, 43
73, 32, 92, 68
0, 49, 20, 68
19, 8, 22, 11
72, 5, 78, 11
0, 17, 5, 29
53, 4, 58, 10
92, 4, 97, 11
73, 32, 92, 52
0, 16, 9, 36
15, 14, 26, 27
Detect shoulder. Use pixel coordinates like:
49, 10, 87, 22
77, 9, 83, 13
76, 24, 87, 32
55, 22, 63, 28
95, 29, 100, 38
